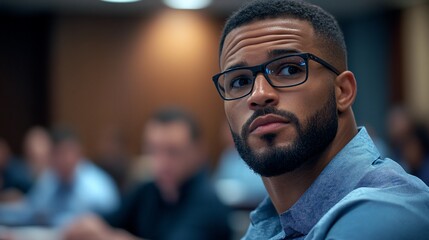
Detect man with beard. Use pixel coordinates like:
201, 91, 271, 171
212, 0, 429, 239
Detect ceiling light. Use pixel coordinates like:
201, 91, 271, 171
101, 0, 141, 3
163, 0, 212, 9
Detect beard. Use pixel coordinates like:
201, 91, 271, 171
231, 90, 338, 177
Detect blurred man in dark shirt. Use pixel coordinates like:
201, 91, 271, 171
64, 107, 231, 240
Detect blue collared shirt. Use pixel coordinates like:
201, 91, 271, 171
243, 127, 429, 239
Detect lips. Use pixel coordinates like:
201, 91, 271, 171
248, 114, 290, 134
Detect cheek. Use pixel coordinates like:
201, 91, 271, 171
224, 102, 248, 134
281, 84, 331, 118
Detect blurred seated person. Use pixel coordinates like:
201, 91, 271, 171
386, 105, 414, 162
0, 138, 32, 203
0, 127, 54, 203
401, 124, 429, 185
214, 120, 266, 208
64, 107, 232, 240
23, 126, 53, 183
0, 127, 119, 227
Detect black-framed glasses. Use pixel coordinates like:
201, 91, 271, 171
212, 53, 340, 101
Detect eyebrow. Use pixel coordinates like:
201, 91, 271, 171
224, 49, 301, 71
225, 61, 247, 71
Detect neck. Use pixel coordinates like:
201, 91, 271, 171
161, 188, 180, 204
263, 114, 357, 214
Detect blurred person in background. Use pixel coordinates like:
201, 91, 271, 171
212, 0, 429, 238
0, 127, 119, 227
64, 107, 231, 240
386, 105, 429, 183
386, 105, 415, 163
23, 126, 53, 183
214, 120, 266, 208
0, 138, 31, 203
401, 124, 429, 185
0, 126, 53, 204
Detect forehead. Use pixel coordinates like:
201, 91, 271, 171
220, 18, 316, 70
145, 121, 191, 144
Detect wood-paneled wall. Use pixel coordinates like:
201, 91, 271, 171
50, 10, 227, 164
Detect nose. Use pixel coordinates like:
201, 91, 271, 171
247, 73, 279, 110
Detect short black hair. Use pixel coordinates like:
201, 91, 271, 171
149, 107, 201, 142
50, 127, 80, 145
219, 0, 347, 71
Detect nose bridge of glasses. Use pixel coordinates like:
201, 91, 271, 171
251, 68, 276, 93
250, 64, 269, 83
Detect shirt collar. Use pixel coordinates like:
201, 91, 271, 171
279, 127, 381, 237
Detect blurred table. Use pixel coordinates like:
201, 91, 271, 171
0, 226, 61, 240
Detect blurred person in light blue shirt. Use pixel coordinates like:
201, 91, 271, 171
0, 127, 119, 228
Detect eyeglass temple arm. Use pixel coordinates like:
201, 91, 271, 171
309, 54, 341, 75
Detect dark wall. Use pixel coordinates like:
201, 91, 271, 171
0, 13, 51, 155
341, 11, 400, 139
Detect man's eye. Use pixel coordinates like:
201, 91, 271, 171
230, 77, 252, 88
278, 65, 303, 76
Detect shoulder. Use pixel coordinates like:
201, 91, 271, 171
308, 187, 429, 239
120, 181, 158, 207
74, 161, 120, 202
76, 161, 118, 188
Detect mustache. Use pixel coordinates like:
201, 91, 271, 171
241, 106, 300, 138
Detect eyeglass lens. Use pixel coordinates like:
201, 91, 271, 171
217, 55, 307, 100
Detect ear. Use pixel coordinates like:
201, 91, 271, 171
334, 71, 357, 113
